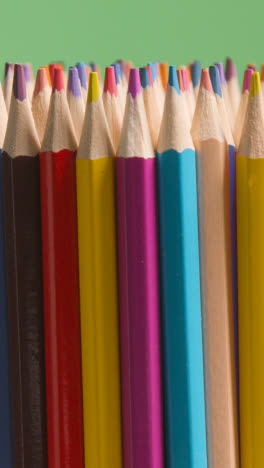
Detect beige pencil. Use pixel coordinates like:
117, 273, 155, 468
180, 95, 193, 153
191, 68, 238, 468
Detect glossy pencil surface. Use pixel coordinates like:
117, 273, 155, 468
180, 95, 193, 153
2, 64, 47, 468
157, 66, 207, 468
116, 68, 164, 468
77, 72, 122, 468
40, 68, 84, 468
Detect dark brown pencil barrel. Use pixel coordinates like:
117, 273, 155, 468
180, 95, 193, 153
2, 153, 47, 468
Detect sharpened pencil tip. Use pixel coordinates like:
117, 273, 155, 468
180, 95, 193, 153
4, 62, 14, 78
249, 72, 261, 100
139, 67, 150, 89
242, 69, 253, 94
168, 65, 180, 94
104, 67, 117, 96
215, 62, 226, 86
88, 72, 100, 103
225, 57, 237, 81
209, 66, 222, 97
76, 62, 87, 90
181, 69, 189, 91
200, 68, 214, 94
52, 67, 64, 93
34, 68, 49, 97
191, 61, 201, 88
128, 68, 141, 99
68, 67, 82, 97
13, 64, 27, 101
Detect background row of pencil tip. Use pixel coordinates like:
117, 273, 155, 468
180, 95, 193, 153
0, 55, 261, 468
1, 57, 255, 150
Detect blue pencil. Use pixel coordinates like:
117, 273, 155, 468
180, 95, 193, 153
0, 86, 13, 467
157, 65, 207, 468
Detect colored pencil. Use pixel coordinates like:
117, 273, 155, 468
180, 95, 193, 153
23, 63, 34, 102
40, 68, 84, 468
76, 62, 88, 103
233, 69, 253, 152
32, 67, 51, 144
191, 68, 239, 468
225, 57, 240, 119
0, 80, 12, 468
67, 66, 85, 143
210, 63, 240, 431
103, 66, 122, 152
112, 62, 126, 115
247, 62, 257, 71
157, 65, 207, 468
216, 61, 234, 128
190, 60, 201, 98
76, 71, 122, 468
237, 71, 264, 468
181, 67, 195, 119
116, 68, 164, 468
3, 62, 14, 113
2, 63, 47, 468
159, 61, 168, 90
140, 66, 162, 149
49, 63, 57, 84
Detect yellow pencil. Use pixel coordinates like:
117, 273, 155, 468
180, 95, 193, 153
237, 71, 264, 468
76, 72, 122, 468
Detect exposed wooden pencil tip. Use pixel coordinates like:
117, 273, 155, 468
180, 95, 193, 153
128, 68, 141, 99
68, 67, 82, 97
87, 72, 100, 103
249, 72, 261, 100
242, 69, 253, 94
76, 62, 87, 90
168, 65, 180, 93
200, 68, 214, 94
139, 67, 150, 89
209, 65, 222, 97
225, 57, 237, 81
103, 66, 117, 96
52, 67, 64, 93
13, 64, 27, 101
34, 68, 49, 97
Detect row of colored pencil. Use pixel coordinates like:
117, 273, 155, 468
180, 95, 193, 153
0, 57, 262, 468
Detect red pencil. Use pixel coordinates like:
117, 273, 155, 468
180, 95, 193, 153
40, 68, 84, 468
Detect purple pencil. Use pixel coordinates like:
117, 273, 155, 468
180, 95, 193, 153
116, 68, 164, 468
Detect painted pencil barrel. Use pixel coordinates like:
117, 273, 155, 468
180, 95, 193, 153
2, 154, 47, 468
116, 156, 164, 468
157, 148, 207, 468
195, 140, 238, 467
237, 156, 264, 468
40, 149, 84, 468
76, 157, 122, 468
228, 144, 240, 426
0, 149, 13, 467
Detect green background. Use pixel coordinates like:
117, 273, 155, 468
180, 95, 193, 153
3, 0, 258, 82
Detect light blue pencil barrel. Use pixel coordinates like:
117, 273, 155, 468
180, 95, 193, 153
0, 149, 13, 467
157, 65, 207, 468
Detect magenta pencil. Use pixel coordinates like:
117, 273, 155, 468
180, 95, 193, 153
116, 68, 164, 468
